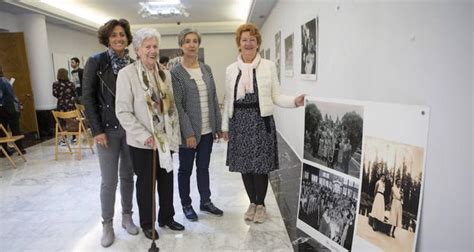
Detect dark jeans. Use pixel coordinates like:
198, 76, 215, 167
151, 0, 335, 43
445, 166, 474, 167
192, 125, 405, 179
129, 146, 175, 229
178, 133, 214, 206
0, 108, 24, 150
241, 173, 269, 205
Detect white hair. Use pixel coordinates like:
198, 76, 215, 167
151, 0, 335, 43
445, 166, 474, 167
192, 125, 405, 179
132, 28, 161, 52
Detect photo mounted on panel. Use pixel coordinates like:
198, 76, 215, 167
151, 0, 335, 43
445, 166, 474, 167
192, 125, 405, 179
285, 33, 294, 77
354, 136, 425, 252
304, 98, 364, 179
275, 30, 281, 82
297, 162, 359, 252
301, 17, 318, 80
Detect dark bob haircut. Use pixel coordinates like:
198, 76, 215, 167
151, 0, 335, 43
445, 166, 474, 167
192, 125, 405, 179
97, 19, 133, 47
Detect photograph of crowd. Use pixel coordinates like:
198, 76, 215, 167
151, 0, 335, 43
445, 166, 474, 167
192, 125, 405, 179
301, 17, 318, 80
275, 30, 281, 81
284, 33, 294, 77
356, 136, 425, 252
298, 163, 359, 251
304, 100, 364, 178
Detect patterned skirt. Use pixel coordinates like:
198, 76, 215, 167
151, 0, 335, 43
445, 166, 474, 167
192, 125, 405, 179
226, 104, 279, 174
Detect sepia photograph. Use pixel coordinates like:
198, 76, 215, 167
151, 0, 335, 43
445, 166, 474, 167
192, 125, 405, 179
298, 163, 359, 251
284, 33, 294, 77
304, 99, 364, 178
275, 30, 281, 82
301, 17, 318, 80
355, 136, 425, 252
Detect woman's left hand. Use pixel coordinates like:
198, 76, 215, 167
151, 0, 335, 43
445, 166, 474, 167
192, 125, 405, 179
294, 94, 306, 107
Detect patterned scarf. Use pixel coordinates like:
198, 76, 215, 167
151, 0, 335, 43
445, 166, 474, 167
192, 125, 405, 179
236, 53, 261, 100
108, 47, 131, 75
135, 61, 180, 172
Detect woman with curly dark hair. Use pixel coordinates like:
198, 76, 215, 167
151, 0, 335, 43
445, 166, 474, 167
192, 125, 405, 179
82, 19, 138, 247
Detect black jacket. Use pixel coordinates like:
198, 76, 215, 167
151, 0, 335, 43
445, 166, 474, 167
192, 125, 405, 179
82, 51, 131, 136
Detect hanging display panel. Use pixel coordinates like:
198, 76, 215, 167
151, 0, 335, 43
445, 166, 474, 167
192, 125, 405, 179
298, 97, 430, 252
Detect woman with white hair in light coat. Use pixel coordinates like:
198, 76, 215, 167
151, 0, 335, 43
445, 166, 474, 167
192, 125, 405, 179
116, 27, 184, 241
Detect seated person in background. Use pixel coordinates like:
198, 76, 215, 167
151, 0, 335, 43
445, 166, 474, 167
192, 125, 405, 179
52, 68, 77, 145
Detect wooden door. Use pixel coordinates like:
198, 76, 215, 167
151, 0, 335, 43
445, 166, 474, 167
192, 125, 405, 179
0, 32, 39, 136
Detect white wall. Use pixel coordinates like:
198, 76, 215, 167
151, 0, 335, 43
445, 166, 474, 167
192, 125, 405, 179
261, 0, 472, 251
46, 22, 103, 64
0, 10, 20, 32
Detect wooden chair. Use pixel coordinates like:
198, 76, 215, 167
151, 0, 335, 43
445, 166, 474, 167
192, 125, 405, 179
75, 103, 94, 146
52, 109, 94, 160
0, 124, 26, 168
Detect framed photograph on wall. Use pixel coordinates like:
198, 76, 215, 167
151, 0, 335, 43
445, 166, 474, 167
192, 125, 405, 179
275, 30, 281, 81
301, 17, 318, 80
285, 33, 294, 77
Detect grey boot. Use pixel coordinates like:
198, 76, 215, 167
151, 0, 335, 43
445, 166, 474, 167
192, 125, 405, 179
122, 212, 139, 235
101, 221, 115, 247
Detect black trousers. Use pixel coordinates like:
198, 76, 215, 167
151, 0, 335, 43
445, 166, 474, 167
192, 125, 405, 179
129, 146, 175, 229
0, 108, 24, 150
241, 173, 269, 205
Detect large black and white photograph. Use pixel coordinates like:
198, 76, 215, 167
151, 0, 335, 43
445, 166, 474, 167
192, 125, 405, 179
355, 136, 425, 252
298, 163, 359, 252
301, 17, 318, 80
304, 99, 364, 178
275, 30, 281, 81
284, 33, 294, 77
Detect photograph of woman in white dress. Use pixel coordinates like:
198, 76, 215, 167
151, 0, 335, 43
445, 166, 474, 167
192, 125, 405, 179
370, 174, 386, 228
389, 178, 403, 238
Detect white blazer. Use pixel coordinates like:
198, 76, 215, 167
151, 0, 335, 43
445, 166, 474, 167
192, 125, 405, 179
222, 58, 295, 131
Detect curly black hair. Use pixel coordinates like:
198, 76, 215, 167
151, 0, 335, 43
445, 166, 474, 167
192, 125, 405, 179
97, 19, 133, 47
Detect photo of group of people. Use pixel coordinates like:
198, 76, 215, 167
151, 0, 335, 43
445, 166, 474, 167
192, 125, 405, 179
304, 100, 364, 178
301, 17, 317, 80
298, 163, 359, 251
355, 136, 425, 252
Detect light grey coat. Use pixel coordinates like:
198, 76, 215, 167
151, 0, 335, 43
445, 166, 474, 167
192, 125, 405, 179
171, 62, 222, 146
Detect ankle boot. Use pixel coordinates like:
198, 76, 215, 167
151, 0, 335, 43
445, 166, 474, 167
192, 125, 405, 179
122, 212, 139, 235
101, 221, 115, 247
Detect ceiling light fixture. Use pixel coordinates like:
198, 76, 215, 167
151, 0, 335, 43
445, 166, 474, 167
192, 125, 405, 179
139, 0, 189, 19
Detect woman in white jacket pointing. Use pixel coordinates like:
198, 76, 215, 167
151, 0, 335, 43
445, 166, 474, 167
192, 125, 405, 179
222, 23, 305, 224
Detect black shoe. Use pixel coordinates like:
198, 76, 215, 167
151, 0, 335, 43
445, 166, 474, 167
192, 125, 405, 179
159, 220, 185, 231
200, 202, 223, 216
183, 205, 198, 221
142, 228, 159, 240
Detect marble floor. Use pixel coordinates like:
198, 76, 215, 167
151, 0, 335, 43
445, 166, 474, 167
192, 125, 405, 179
0, 137, 293, 252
